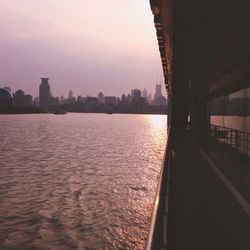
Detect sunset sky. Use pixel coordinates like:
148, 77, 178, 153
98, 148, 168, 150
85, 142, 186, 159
0, 0, 163, 98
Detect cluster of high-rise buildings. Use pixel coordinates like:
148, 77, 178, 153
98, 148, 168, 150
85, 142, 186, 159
38, 78, 167, 109
0, 78, 168, 114
39, 78, 167, 111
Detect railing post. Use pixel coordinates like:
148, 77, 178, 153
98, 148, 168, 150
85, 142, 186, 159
230, 129, 232, 148
247, 133, 249, 157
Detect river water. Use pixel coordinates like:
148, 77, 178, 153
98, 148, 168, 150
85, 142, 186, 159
0, 113, 167, 250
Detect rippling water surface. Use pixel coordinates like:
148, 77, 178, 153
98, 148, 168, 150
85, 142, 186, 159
0, 113, 167, 249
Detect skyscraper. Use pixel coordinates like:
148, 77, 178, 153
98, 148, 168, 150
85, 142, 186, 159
143, 88, 148, 98
98, 92, 104, 104
131, 89, 136, 98
14, 89, 25, 106
154, 84, 162, 101
68, 90, 76, 103
13, 90, 32, 107
39, 78, 51, 108
68, 90, 73, 99
131, 89, 141, 100
154, 84, 167, 105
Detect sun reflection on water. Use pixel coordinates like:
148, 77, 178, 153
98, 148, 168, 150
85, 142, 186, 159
146, 115, 168, 146
149, 114, 167, 127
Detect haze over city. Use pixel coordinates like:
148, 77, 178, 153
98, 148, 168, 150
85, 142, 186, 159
0, 0, 164, 97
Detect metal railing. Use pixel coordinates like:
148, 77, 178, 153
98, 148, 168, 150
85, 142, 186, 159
210, 124, 250, 158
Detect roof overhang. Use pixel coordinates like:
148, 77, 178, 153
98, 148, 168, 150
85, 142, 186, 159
150, 0, 250, 99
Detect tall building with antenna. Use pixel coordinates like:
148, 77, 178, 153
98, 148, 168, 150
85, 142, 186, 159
154, 84, 162, 100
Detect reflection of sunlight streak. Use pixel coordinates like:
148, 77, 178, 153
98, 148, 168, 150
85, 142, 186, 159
140, 115, 168, 200
150, 115, 167, 127
146, 115, 168, 149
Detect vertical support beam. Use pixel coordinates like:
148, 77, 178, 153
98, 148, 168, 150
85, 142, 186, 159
190, 88, 209, 146
197, 96, 208, 146
170, 72, 189, 142
170, 0, 189, 143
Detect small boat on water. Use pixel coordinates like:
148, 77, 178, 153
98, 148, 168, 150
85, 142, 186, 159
54, 110, 67, 115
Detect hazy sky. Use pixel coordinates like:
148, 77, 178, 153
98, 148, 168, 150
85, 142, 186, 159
0, 0, 163, 98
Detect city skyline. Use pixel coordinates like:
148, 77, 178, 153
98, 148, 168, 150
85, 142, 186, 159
0, 1, 164, 97
6, 83, 166, 102
2, 80, 167, 100
0, 82, 168, 114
